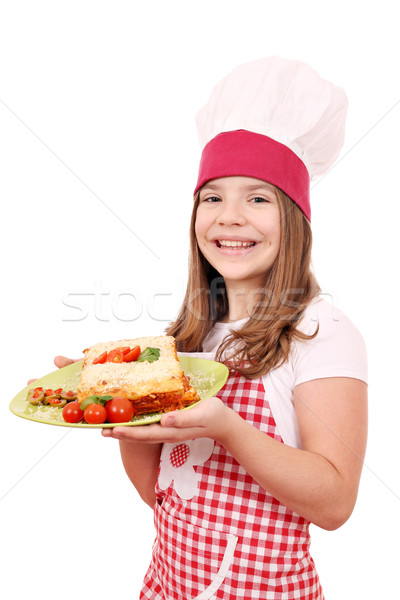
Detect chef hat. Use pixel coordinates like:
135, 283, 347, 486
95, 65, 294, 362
194, 56, 348, 221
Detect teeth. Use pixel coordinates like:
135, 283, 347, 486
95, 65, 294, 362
218, 240, 255, 248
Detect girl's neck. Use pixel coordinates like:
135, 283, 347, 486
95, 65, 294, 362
222, 280, 261, 322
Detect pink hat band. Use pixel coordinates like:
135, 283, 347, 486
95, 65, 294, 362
194, 130, 311, 222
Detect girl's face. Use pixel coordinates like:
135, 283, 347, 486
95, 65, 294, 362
195, 176, 281, 292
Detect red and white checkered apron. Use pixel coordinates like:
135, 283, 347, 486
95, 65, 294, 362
140, 372, 324, 599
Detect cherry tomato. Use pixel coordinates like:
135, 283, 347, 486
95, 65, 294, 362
62, 402, 84, 423
106, 397, 134, 423
84, 403, 107, 424
123, 346, 141, 362
93, 351, 108, 365
106, 348, 125, 363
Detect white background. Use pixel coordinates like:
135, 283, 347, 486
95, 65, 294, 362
1, 1, 399, 598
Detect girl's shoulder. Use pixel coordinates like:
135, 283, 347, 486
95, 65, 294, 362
290, 296, 368, 386
201, 297, 366, 352
296, 296, 366, 346
189, 297, 368, 385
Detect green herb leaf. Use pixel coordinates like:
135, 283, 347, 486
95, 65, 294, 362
137, 347, 160, 363
80, 396, 98, 411
79, 395, 112, 411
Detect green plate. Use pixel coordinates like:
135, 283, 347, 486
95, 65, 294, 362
9, 356, 229, 428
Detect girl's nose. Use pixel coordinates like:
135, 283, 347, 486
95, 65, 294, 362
216, 201, 246, 226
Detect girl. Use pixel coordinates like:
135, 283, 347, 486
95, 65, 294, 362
65, 57, 368, 598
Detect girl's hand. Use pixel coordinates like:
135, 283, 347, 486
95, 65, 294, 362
102, 396, 233, 445
54, 356, 81, 368
27, 356, 81, 385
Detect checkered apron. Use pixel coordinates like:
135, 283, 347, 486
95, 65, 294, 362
140, 371, 324, 599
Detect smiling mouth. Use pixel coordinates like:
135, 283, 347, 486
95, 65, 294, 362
215, 240, 256, 249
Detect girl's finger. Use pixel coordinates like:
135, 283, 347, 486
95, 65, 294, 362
54, 355, 80, 369
27, 356, 80, 385
104, 423, 201, 444
160, 412, 179, 427
160, 409, 204, 429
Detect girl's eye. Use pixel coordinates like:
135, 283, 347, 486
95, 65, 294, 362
202, 196, 221, 203
250, 196, 270, 203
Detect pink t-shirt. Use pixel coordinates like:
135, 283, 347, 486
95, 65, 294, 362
180, 297, 368, 448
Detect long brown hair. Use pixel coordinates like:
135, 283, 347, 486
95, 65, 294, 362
166, 186, 320, 378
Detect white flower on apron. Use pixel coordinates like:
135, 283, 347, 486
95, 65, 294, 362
158, 438, 214, 500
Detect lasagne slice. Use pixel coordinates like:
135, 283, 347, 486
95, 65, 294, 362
77, 336, 200, 415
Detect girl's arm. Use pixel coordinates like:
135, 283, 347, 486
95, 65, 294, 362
106, 376, 367, 530
52, 356, 162, 509
117, 440, 162, 508
220, 377, 367, 530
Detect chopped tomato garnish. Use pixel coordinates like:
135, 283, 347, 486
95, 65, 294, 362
33, 391, 40, 398
106, 348, 125, 363
66, 390, 75, 397
123, 346, 141, 362
54, 388, 63, 394
93, 351, 108, 365
45, 389, 54, 396
34, 387, 44, 392
48, 397, 63, 406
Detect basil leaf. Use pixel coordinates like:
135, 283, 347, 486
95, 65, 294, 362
137, 347, 160, 363
80, 396, 99, 411
79, 395, 112, 411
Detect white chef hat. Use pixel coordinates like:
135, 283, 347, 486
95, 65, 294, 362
194, 56, 348, 221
